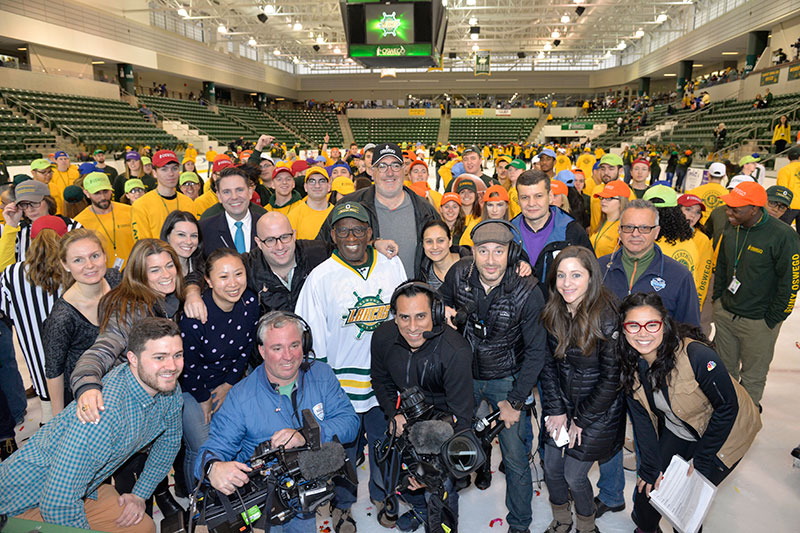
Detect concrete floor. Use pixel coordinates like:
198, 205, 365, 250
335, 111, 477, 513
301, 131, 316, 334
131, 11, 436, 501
10, 303, 800, 532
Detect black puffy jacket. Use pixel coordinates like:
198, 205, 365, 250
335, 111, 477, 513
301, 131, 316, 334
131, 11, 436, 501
540, 315, 625, 462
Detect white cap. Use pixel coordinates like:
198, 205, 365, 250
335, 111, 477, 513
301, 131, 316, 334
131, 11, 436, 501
727, 174, 755, 189
708, 162, 726, 178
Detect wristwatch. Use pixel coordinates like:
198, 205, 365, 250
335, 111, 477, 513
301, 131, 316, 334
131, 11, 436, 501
205, 459, 219, 477
508, 399, 526, 411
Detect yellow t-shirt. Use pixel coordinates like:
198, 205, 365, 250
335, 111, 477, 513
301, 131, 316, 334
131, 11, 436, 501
589, 183, 635, 233
657, 237, 706, 304
194, 189, 219, 217
554, 155, 571, 174
776, 161, 800, 209
508, 187, 521, 219
692, 230, 714, 308
131, 190, 197, 240
459, 216, 480, 246
73, 202, 134, 268
590, 220, 621, 258
50, 166, 80, 215
687, 183, 728, 224
287, 199, 334, 240
576, 154, 597, 183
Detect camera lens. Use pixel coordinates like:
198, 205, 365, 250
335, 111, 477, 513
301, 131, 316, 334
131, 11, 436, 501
444, 435, 480, 473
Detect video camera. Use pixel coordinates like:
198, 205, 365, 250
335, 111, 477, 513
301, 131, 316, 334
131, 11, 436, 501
176, 409, 356, 533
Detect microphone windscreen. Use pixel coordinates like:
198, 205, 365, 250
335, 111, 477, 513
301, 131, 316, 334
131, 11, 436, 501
297, 441, 346, 479
408, 420, 454, 455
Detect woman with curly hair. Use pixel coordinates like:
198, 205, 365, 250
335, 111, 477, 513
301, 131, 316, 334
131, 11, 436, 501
643, 186, 710, 304
616, 292, 761, 533
540, 246, 623, 533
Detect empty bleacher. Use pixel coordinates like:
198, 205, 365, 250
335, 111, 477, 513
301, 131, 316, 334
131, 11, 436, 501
448, 117, 538, 145
1, 88, 178, 151
349, 118, 439, 145
139, 95, 253, 145
217, 105, 304, 147
266, 109, 343, 147
0, 107, 50, 165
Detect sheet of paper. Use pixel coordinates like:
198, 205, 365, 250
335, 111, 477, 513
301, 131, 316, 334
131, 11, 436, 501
649, 454, 717, 533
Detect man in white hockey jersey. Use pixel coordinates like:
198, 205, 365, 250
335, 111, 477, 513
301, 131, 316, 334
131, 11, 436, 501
295, 201, 407, 533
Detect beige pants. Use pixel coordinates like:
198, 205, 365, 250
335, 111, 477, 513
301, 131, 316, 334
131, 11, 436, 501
713, 300, 782, 406
16, 484, 156, 533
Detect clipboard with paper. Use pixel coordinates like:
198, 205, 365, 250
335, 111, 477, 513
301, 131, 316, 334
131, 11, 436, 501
648, 455, 717, 533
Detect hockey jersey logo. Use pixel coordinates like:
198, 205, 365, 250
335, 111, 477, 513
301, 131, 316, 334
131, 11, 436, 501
342, 289, 391, 339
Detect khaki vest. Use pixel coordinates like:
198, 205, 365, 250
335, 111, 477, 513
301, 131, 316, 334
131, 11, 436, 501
632, 340, 762, 468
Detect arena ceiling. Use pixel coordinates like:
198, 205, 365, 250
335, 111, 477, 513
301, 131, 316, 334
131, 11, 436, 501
148, 0, 703, 69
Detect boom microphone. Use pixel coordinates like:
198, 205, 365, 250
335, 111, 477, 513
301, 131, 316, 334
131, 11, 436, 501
297, 441, 346, 479
408, 420, 454, 454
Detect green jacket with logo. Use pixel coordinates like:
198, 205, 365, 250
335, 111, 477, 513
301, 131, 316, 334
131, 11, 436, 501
712, 208, 800, 328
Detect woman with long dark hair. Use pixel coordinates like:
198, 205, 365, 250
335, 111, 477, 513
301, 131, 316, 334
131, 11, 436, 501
418, 219, 467, 290
439, 192, 467, 246
617, 292, 761, 533
160, 210, 204, 276
540, 246, 623, 533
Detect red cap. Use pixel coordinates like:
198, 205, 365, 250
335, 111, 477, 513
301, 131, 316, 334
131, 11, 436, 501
212, 155, 233, 173
632, 158, 650, 168
152, 150, 179, 168
31, 215, 68, 239
291, 160, 309, 176
678, 194, 706, 211
440, 192, 461, 207
272, 167, 294, 180
594, 180, 632, 199
721, 181, 767, 207
550, 180, 568, 196
483, 184, 510, 202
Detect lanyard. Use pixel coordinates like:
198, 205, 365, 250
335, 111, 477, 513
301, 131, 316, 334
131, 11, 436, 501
732, 224, 754, 277
159, 193, 179, 215
593, 220, 617, 251
91, 206, 117, 251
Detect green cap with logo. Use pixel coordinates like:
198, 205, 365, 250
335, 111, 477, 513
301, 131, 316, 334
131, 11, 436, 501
30, 158, 51, 172
599, 153, 624, 167
180, 172, 200, 186
643, 184, 678, 207
83, 172, 113, 194
766, 185, 793, 207
331, 201, 370, 225
508, 158, 526, 170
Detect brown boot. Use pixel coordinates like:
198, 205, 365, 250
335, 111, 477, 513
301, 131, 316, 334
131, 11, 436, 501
575, 511, 600, 533
545, 502, 573, 533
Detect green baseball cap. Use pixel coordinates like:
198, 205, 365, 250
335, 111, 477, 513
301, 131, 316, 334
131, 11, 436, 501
141, 156, 152, 166
331, 201, 370, 225
63, 185, 85, 203
83, 172, 113, 194
738, 155, 758, 166
124, 178, 146, 194
179, 172, 200, 186
13, 174, 31, 186
30, 158, 51, 172
643, 185, 678, 207
766, 185, 793, 207
508, 159, 526, 170
599, 153, 624, 167
92, 149, 105, 155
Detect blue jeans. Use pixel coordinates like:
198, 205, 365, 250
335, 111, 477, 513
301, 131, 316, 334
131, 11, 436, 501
0, 320, 27, 423
270, 516, 316, 533
183, 392, 211, 490
474, 376, 532, 530
596, 450, 625, 507
665, 171, 675, 186
334, 406, 388, 510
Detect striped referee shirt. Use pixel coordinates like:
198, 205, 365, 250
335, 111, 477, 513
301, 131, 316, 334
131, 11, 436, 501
0, 262, 60, 401
14, 217, 81, 262
0, 363, 183, 529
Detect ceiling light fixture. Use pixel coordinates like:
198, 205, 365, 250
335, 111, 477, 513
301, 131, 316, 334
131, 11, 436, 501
469, 17, 478, 26
635, 29, 644, 38
334, 46, 341, 54
472, 44, 479, 52
293, 57, 300, 64
217, 24, 227, 33
273, 49, 280, 55
721, 51, 739, 55
177, 7, 188, 17
656, 14, 668, 24
664, 73, 677, 77
544, 43, 552, 51
538, 51, 546, 59
470, 33, 479, 40
316, 35, 325, 45
617, 41, 627, 50
293, 22, 302, 31
693, 64, 703, 67
264, 5, 275, 15
467, 0, 476, 5
551, 30, 560, 39
561, 15, 570, 24
248, 37, 257, 47
91, 61, 104, 65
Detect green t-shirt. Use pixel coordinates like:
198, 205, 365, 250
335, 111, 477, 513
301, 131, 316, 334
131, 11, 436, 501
277, 380, 296, 397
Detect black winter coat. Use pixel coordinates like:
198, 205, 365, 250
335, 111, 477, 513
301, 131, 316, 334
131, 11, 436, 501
540, 316, 625, 462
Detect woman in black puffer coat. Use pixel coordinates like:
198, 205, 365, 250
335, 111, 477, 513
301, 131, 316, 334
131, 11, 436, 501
540, 246, 625, 533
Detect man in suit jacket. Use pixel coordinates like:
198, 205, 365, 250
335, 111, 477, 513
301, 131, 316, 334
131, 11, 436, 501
200, 167, 266, 257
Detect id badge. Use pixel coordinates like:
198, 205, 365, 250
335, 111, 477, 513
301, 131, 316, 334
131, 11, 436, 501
113, 256, 125, 270
727, 276, 741, 294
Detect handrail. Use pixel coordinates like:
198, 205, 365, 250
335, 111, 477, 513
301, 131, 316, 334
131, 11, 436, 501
5, 94, 82, 145
710, 101, 800, 160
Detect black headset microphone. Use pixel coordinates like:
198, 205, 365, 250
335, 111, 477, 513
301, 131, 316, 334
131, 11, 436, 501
390, 280, 446, 341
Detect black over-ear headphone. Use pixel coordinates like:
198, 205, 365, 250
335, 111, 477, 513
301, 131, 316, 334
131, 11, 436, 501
469, 219, 523, 267
390, 280, 445, 327
257, 310, 314, 359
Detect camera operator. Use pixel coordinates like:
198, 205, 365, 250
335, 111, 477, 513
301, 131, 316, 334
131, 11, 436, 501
371, 281, 474, 530
195, 311, 359, 533
438, 220, 549, 533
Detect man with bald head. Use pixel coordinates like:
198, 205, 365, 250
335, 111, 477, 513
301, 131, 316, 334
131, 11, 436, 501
183, 212, 329, 322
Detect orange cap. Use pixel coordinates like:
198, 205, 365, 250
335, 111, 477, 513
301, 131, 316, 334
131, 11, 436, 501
483, 184, 510, 203
403, 150, 417, 161
721, 181, 767, 207
408, 159, 428, 173
550, 180, 568, 196
440, 191, 461, 207
594, 180, 632, 199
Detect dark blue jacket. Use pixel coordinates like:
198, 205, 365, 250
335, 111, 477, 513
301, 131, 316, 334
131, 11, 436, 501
510, 207, 593, 287
598, 244, 701, 326
195, 361, 359, 480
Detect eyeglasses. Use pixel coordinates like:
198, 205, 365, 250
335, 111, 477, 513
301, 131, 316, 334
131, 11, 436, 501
307, 177, 329, 185
768, 201, 788, 210
257, 232, 293, 247
623, 320, 663, 334
334, 226, 368, 238
374, 162, 403, 172
620, 224, 657, 234
17, 200, 42, 210
128, 188, 145, 194
34, 168, 53, 174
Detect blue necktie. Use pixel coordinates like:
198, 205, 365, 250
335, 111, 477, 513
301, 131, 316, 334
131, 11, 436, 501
234, 221, 245, 253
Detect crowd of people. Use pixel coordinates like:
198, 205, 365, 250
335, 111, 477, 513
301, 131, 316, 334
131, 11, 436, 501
0, 131, 798, 533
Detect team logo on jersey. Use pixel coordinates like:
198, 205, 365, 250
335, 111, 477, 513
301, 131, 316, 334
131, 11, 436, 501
342, 289, 390, 339
704, 193, 722, 210
672, 250, 695, 273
